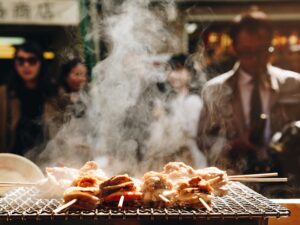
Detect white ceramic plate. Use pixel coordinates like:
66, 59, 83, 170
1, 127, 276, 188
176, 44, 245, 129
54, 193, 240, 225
0, 153, 45, 195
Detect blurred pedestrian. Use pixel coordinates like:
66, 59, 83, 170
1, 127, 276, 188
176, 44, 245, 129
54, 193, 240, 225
145, 54, 206, 169
44, 57, 88, 139
0, 42, 56, 155
197, 10, 300, 176
59, 57, 88, 93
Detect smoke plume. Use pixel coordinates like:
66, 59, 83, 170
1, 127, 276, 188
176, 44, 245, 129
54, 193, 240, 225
31, 0, 206, 176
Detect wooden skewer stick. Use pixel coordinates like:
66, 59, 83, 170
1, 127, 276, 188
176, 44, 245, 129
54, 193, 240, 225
158, 194, 170, 203
53, 199, 77, 214
118, 195, 125, 209
207, 176, 222, 185
229, 177, 287, 182
199, 198, 212, 211
0, 182, 37, 187
162, 190, 176, 197
228, 172, 278, 178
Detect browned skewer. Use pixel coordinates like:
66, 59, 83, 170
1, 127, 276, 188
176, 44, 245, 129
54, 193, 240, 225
158, 194, 170, 203
207, 176, 222, 185
0, 182, 37, 187
229, 177, 288, 182
199, 197, 212, 211
53, 199, 77, 214
228, 172, 278, 178
118, 195, 125, 209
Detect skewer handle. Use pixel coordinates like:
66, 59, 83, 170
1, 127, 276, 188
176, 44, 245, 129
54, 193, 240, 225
158, 194, 170, 203
0, 182, 37, 187
118, 195, 125, 209
229, 172, 278, 178
229, 177, 288, 182
53, 199, 77, 214
199, 198, 212, 211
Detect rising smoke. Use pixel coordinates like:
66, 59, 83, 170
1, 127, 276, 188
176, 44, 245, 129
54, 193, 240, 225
31, 0, 206, 176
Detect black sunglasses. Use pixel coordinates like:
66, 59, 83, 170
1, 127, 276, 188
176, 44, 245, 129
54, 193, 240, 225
15, 56, 39, 66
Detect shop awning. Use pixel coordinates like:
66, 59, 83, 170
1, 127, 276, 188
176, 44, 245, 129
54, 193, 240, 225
0, 0, 79, 26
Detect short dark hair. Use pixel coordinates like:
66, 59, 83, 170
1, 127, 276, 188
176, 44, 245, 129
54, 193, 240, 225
168, 53, 195, 76
229, 10, 273, 44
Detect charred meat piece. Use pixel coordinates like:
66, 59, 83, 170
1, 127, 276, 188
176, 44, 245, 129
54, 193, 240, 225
72, 175, 102, 188
63, 187, 101, 210
100, 174, 142, 207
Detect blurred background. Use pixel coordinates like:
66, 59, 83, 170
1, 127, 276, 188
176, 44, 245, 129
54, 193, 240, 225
1, 0, 300, 80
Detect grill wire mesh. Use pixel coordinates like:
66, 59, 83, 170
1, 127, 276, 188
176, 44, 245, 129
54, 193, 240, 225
0, 182, 290, 221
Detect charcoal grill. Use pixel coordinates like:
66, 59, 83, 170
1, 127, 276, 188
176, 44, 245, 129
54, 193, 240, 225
0, 182, 289, 225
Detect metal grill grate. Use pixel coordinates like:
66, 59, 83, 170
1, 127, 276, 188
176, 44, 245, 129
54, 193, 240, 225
0, 182, 290, 221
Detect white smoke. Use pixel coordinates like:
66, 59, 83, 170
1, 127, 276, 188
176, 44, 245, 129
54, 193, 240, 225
32, 0, 206, 176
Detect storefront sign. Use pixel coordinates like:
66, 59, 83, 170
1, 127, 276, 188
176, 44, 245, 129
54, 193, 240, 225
0, 0, 79, 25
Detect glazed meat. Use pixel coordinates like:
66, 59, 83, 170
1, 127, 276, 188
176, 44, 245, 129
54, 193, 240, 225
142, 162, 229, 208
175, 176, 213, 207
100, 174, 142, 207
63, 187, 100, 210
142, 171, 173, 207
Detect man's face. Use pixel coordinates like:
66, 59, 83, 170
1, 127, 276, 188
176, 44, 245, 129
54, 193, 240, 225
233, 28, 271, 76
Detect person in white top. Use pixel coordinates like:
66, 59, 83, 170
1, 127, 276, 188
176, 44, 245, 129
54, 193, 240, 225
145, 54, 206, 169
197, 10, 300, 176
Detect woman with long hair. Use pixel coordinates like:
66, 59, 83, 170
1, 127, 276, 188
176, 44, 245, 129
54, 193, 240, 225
0, 41, 56, 155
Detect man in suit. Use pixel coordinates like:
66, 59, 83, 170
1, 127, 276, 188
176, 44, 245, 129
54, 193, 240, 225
197, 10, 300, 175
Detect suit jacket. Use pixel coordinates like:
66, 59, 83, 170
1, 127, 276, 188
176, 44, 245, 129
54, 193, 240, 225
197, 64, 300, 166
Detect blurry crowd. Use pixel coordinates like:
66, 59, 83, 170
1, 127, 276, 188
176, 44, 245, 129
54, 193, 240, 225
0, 42, 88, 156
1, 9, 300, 197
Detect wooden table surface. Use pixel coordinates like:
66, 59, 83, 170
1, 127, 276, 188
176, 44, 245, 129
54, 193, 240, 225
269, 199, 300, 225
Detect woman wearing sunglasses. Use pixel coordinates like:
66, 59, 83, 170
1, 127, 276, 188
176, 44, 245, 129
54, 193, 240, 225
0, 42, 56, 156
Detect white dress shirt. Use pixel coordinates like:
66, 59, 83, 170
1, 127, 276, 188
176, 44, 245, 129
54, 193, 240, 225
238, 69, 271, 143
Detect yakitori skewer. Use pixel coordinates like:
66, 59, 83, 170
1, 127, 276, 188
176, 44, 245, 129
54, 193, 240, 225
199, 197, 212, 211
229, 177, 288, 182
118, 195, 125, 209
158, 194, 170, 203
228, 172, 278, 178
53, 199, 77, 214
0, 182, 37, 187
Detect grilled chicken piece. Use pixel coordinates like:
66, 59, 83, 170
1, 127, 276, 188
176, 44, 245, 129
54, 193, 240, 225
195, 167, 226, 180
102, 181, 136, 195
175, 176, 214, 208
100, 174, 132, 187
141, 162, 228, 208
63, 187, 100, 210
64, 186, 100, 196
163, 162, 195, 177
100, 174, 142, 207
72, 175, 102, 188
78, 161, 108, 182
161, 162, 197, 188
142, 171, 173, 207
195, 167, 229, 196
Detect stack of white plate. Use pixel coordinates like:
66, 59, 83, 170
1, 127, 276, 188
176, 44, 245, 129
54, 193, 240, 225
0, 153, 44, 196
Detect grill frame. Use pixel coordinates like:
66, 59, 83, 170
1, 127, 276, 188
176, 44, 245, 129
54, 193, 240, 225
0, 182, 290, 223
